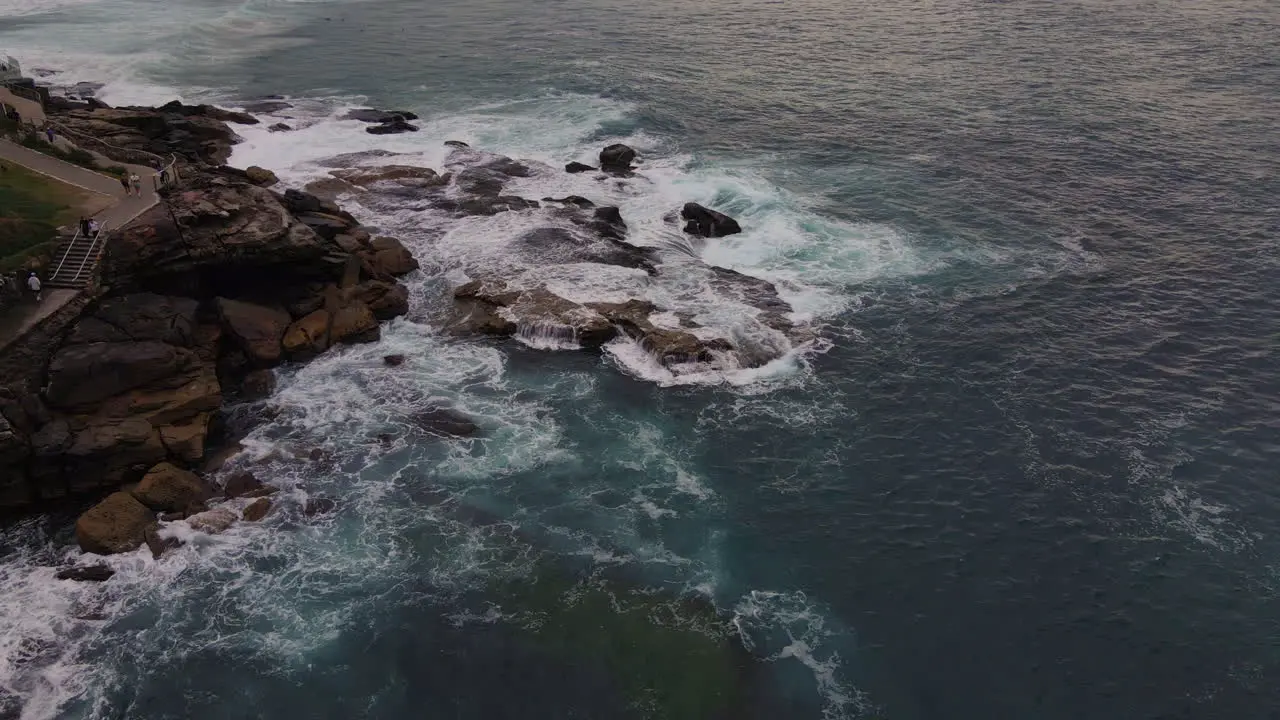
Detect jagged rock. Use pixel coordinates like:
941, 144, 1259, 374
345, 108, 418, 123
244, 166, 279, 187
187, 507, 236, 534
157, 100, 258, 125
330, 302, 380, 344
240, 369, 276, 399
444, 140, 470, 148
268, 122, 293, 132
599, 144, 637, 171
223, 470, 264, 498
295, 211, 353, 241
383, 354, 406, 366
513, 227, 652, 272
132, 462, 209, 512
452, 280, 617, 347
565, 161, 596, 173
241, 497, 272, 522
53, 105, 244, 164
55, 564, 116, 582
75, 491, 154, 554
681, 203, 742, 238
216, 298, 291, 366
159, 414, 211, 462
283, 309, 331, 358
410, 407, 480, 437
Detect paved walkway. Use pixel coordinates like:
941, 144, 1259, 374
0, 138, 161, 351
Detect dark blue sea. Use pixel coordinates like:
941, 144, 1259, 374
2, 0, 1279, 717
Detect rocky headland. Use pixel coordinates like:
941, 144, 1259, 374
1, 96, 802, 565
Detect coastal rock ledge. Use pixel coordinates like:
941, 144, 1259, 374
0, 101, 420, 513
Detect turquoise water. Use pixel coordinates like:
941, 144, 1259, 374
2, 0, 1279, 717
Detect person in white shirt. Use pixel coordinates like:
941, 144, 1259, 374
27, 272, 41, 302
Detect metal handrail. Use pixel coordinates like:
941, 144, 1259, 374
71, 223, 108, 284
51, 225, 81, 281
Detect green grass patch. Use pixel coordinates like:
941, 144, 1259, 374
0, 160, 86, 272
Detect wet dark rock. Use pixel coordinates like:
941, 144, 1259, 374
681, 202, 742, 238
158, 511, 184, 522
345, 108, 419, 123
366, 119, 419, 135
242, 485, 280, 499
304, 497, 337, 517
223, 470, 264, 498
0, 688, 18, 720
268, 122, 293, 132
55, 564, 115, 582
143, 524, 182, 559
444, 140, 470, 148
383, 354, 406, 366
242, 497, 272, 522
599, 144, 637, 172
13, 638, 59, 668
240, 369, 276, 400
543, 195, 595, 209
410, 407, 480, 438
216, 298, 291, 366
565, 161, 596, 173
513, 227, 652, 272
452, 280, 617, 348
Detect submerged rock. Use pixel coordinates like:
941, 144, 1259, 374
565, 161, 596, 174
54, 564, 115, 582
344, 108, 419, 123
383, 354, 406, 366
304, 497, 337, 517
366, 119, 419, 135
222, 470, 264, 498
410, 407, 480, 438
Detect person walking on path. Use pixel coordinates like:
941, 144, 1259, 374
88, 218, 99, 236
79, 216, 90, 237
129, 172, 141, 197
44, 126, 54, 143
118, 173, 130, 195
27, 273, 41, 303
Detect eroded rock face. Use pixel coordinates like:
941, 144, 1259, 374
599, 143, 637, 172
75, 492, 154, 554
241, 497, 272, 522
45, 342, 197, 409
410, 407, 480, 438
51, 104, 244, 164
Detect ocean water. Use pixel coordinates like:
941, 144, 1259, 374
2, 0, 1280, 717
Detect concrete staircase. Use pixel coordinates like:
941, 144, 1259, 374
46, 227, 106, 289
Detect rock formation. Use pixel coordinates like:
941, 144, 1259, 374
681, 202, 743, 238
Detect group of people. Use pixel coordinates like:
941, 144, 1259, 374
118, 172, 143, 196
78, 216, 100, 237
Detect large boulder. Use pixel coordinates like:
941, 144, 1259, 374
282, 309, 331, 358
452, 280, 616, 347
355, 281, 409, 321
241, 497, 272, 522
565, 161, 596, 174
681, 203, 742, 238
330, 302, 380, 344
216, 298, 291, 365
45, 341, 197, 409
75, 491, 154, 554
599, 144, 637, 172
132, 462, 208, 512
410, 407, 480, 437
330, 165, 444, 190
367, 119, 419, 135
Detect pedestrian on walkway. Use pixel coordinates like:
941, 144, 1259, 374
88, 218, 100, 236
27, 273, 42, 303
45, 126, 54, 143
129, 173, 141, 196
119, 173, 130, 195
